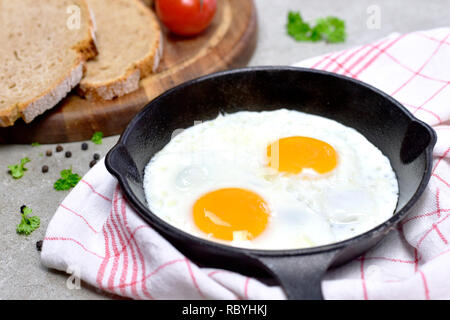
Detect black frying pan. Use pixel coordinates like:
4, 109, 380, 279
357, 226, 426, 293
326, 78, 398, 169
105, 67, 436, 300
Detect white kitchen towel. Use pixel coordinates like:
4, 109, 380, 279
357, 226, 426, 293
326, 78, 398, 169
42, 27, 450, 300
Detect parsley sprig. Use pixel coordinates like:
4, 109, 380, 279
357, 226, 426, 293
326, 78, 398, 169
287, 11, 346, 43
91, 132, 103, 145
8, 157, 31, 179
54, 168, 82, 191
17, 206, 40, 235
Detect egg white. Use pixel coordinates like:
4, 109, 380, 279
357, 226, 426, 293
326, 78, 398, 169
143, 109, 399, 250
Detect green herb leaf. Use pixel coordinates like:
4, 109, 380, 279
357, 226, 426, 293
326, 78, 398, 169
286, 11, 313, 41
31, 142, 41, 147
314, 16, 346, 43
8, 157, 31, 179
91, 132, 103, 145
16, 206, 40, 235
54, 168, 82, 191
287, 11, 346, 43
23, 207, 32, 215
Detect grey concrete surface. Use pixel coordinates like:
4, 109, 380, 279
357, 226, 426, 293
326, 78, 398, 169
0, 0, 449, 300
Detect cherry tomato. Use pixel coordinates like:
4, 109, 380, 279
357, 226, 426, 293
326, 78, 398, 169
155, 0, 217, 36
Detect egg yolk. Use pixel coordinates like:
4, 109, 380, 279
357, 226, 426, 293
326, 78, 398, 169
267, 136, 337, 174
193, 188, 270, 241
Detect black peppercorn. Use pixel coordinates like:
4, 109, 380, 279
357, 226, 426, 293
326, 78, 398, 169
42, 165, 49, 173
89, 160, 98, 168
93, 153, 100, 161
56, 145, 63, 152
36, 240, 43, 252
65, 151, 72, 158
20, 205, 26, 214
46, 150, 52, 157
81, 143, 89, 151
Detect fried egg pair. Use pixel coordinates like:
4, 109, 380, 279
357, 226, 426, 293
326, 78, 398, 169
143, 109, 399, 249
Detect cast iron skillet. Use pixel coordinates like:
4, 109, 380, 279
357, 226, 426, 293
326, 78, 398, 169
105, 67, 436, 300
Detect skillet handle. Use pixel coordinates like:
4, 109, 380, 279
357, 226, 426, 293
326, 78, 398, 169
105, 143, 141, 184
254, 250, 340, 300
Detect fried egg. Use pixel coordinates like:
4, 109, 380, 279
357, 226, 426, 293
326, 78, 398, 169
143, 109, 399, 250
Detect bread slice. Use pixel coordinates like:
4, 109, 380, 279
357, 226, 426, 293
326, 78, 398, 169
78, 0, 163, 101
0, 0, 97, 127
141, 0, 154, 7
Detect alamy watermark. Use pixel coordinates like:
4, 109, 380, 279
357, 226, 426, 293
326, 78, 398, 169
66, 5, 81, 30
366, 4, 381, 30
66, 265, 81, 290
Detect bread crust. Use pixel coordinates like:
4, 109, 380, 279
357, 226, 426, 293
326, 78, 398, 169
78, 68, 141, 101
72, 0, 99, 60
78, 0, 163, 101
0, 0, 98, 127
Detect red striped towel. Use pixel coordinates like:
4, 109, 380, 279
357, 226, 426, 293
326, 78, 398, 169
42, 27, 450, 299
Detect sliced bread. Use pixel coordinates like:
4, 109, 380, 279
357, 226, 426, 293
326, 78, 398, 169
0, 0, 97, 127
141, 0, 154, 7
78, 0, 163, 101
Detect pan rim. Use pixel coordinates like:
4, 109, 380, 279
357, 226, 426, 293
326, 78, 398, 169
106, 66, 437, 258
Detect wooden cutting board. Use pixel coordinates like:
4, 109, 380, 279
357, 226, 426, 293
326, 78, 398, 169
0, 0, 257, 144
